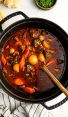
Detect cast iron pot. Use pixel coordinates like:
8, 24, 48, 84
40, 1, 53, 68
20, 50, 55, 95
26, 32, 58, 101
0, 11, 68, 110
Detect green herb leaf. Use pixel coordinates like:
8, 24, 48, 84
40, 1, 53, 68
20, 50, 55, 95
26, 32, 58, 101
37, 0, 55, 8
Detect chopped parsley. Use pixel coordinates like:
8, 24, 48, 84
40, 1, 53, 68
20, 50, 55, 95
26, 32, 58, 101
37, 0, 55, 8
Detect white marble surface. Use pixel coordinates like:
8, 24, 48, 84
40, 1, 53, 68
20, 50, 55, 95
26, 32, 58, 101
0, 0, 68, 117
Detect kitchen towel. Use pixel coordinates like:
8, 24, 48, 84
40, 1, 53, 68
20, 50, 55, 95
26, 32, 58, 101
0, 88, 54, 117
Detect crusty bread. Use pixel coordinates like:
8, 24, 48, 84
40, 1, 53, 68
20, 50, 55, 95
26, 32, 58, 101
0, 0, 3, 3
3, 0, 20, 8
0, 11, 5, 21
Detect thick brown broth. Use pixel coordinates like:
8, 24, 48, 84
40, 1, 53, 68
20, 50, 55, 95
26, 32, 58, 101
1, 28, 65, 93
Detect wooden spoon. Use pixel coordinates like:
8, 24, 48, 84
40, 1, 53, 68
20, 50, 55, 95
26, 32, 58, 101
42, 65, 68, 97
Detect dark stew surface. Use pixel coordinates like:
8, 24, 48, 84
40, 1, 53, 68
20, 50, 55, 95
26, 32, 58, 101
1, 28, 65, 94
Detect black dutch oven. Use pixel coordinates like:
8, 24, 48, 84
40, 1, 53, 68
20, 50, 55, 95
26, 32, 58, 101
0, 11, 68, 110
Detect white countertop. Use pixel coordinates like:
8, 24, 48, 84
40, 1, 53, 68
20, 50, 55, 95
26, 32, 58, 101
0, 0, 68, 117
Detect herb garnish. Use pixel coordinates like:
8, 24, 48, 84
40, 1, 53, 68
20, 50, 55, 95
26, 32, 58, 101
37, 0, 55, 8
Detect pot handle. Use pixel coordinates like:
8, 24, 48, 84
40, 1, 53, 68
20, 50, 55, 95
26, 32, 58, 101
0, 11, 29, 32
41, 95, 68, 110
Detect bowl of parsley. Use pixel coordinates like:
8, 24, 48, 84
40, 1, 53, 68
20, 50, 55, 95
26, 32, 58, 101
35, 0, 57, 10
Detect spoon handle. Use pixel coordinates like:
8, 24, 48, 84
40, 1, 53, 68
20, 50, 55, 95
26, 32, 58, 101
42, 65, 68, 97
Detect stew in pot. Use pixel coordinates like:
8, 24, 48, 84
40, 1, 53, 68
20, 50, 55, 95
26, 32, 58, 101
1, 28, 65, 94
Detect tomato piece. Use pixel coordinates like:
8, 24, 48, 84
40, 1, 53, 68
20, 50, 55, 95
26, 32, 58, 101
14, 77, 25, 86
24, 87, 35, 94
1, 54, 6, 65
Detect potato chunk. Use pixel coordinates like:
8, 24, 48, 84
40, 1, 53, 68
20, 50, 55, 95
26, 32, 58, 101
13, 64, 19, 72
28, 54, 38, 65
38, 53, 45, 62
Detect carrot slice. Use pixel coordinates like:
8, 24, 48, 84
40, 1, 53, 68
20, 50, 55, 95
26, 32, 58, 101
46, 58, 56, 67
47, 49, 55, 54
15, 41, 22, 46
54, 67, 61, 73
24, 39, 30, 45
14, 77, 25, 86
19, 56, 25, 70
23, 47, 30, 59
24, 87, 35, 94
19, 47, 30, 70
1, 54, 6, 65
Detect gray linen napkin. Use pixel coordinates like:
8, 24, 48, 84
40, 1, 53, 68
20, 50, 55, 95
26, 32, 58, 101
0, 88, 54, 117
